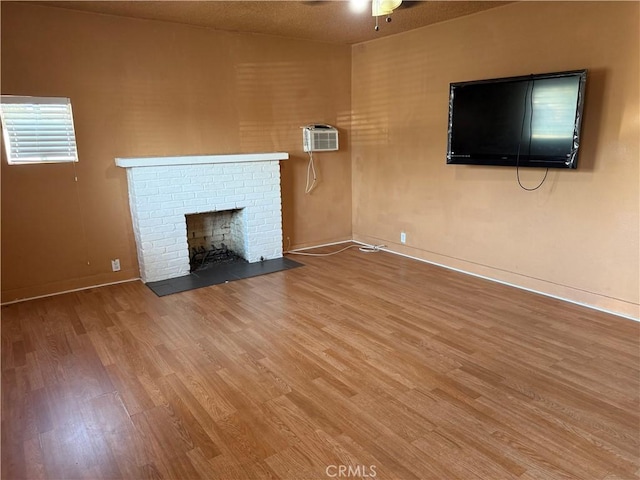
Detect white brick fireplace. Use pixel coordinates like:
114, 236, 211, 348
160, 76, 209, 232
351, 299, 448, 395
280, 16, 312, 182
115, 153, 288, 283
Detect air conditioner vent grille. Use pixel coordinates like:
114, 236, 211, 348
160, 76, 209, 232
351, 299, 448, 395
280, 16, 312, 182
303, 125, 339, 152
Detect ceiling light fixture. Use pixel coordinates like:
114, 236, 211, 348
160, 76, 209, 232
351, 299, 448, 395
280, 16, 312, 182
372, 0, 402, 31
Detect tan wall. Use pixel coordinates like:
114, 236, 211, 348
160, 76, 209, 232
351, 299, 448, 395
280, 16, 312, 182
3, 2, 638, 319
352, 2, 639, 318
1, 3, 352, 302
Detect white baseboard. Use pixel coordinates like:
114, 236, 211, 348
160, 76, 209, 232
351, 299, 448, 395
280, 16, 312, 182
1, 278, 140, 306
285, 239, 354, 253
5, 238, 637, 322
348, 240, 639, 323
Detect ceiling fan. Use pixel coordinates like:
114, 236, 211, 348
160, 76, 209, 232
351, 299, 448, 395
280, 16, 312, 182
347, 0, 420, 30
372, 0, 404, 30
304, 0, 419, 31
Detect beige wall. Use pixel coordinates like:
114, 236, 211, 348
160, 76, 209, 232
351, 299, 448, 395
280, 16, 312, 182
1, 3, 352, 302
352, 1, 639, 318
2, 2, 638, 319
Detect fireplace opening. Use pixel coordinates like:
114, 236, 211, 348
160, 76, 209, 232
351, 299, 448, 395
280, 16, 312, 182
185, 209, 246, 272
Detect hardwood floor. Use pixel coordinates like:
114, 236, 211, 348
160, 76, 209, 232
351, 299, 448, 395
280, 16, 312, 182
2, 247, 639, 479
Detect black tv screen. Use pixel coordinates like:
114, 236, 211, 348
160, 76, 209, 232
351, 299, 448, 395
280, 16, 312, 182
446, 70, 587, 168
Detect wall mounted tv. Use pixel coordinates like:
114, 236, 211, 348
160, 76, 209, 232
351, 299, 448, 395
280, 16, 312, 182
446, 70, 587, 169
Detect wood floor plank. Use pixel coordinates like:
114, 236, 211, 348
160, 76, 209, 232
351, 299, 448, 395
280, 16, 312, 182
23, 435, 47, 480
2, 247, 638, 479
1, 421, 26, 480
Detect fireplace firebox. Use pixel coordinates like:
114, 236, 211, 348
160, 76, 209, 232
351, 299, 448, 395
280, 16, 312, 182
186, 209, 245, 272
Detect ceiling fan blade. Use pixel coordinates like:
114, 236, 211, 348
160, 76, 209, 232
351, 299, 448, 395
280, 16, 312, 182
397, 1, 423, 10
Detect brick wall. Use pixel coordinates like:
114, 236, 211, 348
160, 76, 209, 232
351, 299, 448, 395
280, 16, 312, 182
186, 209, 243, 254
124, 160, 283, 282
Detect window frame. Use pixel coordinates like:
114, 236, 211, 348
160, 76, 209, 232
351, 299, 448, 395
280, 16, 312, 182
0, 95, 79, 165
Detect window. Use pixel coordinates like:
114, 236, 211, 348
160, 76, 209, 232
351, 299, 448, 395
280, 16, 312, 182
0, 96, 79, 165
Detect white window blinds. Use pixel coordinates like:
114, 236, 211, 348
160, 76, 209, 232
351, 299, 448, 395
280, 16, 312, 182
0, 96, 79, 165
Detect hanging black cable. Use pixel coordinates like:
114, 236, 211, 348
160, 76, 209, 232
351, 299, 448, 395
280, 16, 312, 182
516, 78, 549, 191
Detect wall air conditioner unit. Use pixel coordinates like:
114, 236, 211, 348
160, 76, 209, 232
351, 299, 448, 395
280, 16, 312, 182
302, 124, 339, 152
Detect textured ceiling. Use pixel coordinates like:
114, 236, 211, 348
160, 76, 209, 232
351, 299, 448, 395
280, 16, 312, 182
31, 1, 511, 44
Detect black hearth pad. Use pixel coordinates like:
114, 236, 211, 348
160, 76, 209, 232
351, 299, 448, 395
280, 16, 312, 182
145, 257, 303, 297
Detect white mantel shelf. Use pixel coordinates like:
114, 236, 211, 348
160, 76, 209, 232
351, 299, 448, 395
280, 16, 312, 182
115, 152, 288, 168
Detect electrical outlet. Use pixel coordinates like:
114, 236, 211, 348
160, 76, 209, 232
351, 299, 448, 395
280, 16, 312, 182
400, 232, 407, 244
111, 259, 121, 272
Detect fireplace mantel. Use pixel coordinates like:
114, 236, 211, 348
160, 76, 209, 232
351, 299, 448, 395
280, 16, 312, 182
115, 152, 288, 168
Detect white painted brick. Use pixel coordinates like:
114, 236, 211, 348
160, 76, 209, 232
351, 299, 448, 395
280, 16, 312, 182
153, 237, 178, 248
195, 190, 217, 199
243, 192, 264, 201
184, 201, 211, 212
212, 174, 234, 183
142, 179, 166, 189
164, 243, 186, 254
152, 224, 176, 234
135, 187, 160, 196
124, 158, 283, 282
188, 175, 208, 185
158, 185, 181, 195
232, 173, 254, 181
182, 167, 205, 177
157, 250, 182, 260
141, 218, 164, 228
160, 200, 184, 210
254, 211, 275, 221
251, 171, 274, 180
221, 180, 245, 190
172, 192, 196, 201
142, 205, 162, 215
148, 265, 182, 279
165, 257, 187, 268
150, 232, 180, 243
223, 165, 244, 175
256, 223, 278, 233
185, 181, 206, 190
162, 216, 181, 225
148, 209, 171, 219
215, 203, 235, 211
265, 195, 282, 206
131, 170, 158, 181
224, 194, 245, 203
254, 184, 275, 194
156, 174, 181, 184
137, 226, 156, 238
